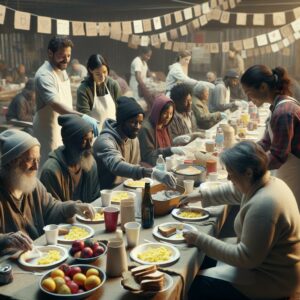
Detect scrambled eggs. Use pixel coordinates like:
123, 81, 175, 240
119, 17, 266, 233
137, 246, 172, 262
92, 210, 104, 221
179, 211, 203, 218
111, 191, 129, 203
64, 226, 89, 240
125, 180, 147, 188
37, 250, 61, 265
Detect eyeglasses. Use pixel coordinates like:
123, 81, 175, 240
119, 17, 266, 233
23, 157, 41, 165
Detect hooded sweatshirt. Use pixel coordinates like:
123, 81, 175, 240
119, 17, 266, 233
138, 95, 174, 166
40, 146, 100, 202
93, 119, 145, 189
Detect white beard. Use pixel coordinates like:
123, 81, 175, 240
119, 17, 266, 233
8, 167, 38, 194
80, 152, 95, 172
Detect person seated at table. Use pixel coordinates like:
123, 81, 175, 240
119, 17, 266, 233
76, 54, 121, 131
206, 71, 217, 83
40, 114, 100, 203
138, 95, 185, 167
192, 83, 226, 130
93, 96, 177, 189
168, 83, 204, 146
6, 78, 35, 123
12, 63, 28, 84
0, 129, 95, 255
181, 141, 300, 300
68, 58, 87, 80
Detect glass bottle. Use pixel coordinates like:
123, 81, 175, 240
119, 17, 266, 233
141, 182, 154, 229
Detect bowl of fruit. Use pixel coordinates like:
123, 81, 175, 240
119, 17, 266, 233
40, 263, 106, 299
69, 239, 107, 263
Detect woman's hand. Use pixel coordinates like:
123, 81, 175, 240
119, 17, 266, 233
179, 190, 202, 207
183, 231, 199, 246
5, 231, 33, 253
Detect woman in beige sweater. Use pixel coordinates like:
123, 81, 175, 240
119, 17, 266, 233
182, 141, 300, 300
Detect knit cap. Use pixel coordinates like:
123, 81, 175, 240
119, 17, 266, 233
0, 129, 40, 166
116, 96, 144, 124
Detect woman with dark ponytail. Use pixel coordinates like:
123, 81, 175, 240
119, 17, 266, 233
241, 64, 300, 210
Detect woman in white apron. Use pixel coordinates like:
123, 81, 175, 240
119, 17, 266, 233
76, 54, 121, 131
241, 64, 300, 211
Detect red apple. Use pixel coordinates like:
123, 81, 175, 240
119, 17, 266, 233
81, 247, 93, 258
66, 266, 82, 278
66, 280, 79, 294
71, 240, 85, 252
64, 276, 71, 284
59, 263, 70, 274
78, 289, 85, 294
93, 245, 105, 257
84, 238, 94, 248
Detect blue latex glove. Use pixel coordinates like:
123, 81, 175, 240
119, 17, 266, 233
220, 112, 227, 119
82, 114, 99, 137
152, 169, 177, 189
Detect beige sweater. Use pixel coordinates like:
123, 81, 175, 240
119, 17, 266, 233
197, 173, 300, 299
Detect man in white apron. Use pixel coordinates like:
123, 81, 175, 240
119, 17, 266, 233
33, 36, 98, 169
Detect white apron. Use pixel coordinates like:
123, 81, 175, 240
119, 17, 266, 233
33, 70, 72, 168
90, 81, 116, 131
267, 98, 300, 211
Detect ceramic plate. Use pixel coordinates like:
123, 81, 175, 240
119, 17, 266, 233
130, 242, 180, 266
76, 207, 104, 223
57, 223, 94, 243
172, 207, 210, 222
18, 245, 68, 268
153, 222, 197, 243
123, 178, 153, 189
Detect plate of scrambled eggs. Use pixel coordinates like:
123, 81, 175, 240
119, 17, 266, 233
130, 242, 180, 266
57, 223, 94, 243
76, 207, 104, 223
19, 245, 68, 268
111, 191, 136, 204
172, 207, 210, 222
123, 178, 153, 189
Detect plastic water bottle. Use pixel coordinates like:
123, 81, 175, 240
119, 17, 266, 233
215, 127, 224, 152
156, 154, 166, 171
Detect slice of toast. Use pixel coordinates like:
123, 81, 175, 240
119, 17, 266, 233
131, 265, 157, 276
140, 278, 164, 291
158, 225, 177, 237
121, 271, 141, 291
135, 270, 164, 283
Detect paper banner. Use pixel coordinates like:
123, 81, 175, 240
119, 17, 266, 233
277, 41, 284, 50
222, 41, 230, 52
110, 32, 122, 41
246, 49, 254, 57
210, 43, 219, 53
133, 20, 143, 34
282, 47, 290, 56
37, 16, 52, 34
220, 11, 230, 24
169, 28, 178, 40
164, 14, 172, 26
273, 12, 286, 26
222, 1, 229, 10
229, 0, 236, 9
260, 47, 266, 55
122, 21, 132, 35
256, 34, 268, 46
128, 37, 139, 49
187, 43, 195, 51
121, 34, 129, 43
232, 40, 243, 51
204, 43, 210, 53
192, 18, 200, 29
268, 29, 281, 43
211, 9, 222, 21
180, 25, 188, 36
291, 19, 300, 32
72, 21, 85, 36
159, 32, 168, 43
99, 22, 110, 36
153, 17, 162, 30
210, 0, 218, 9
199, 15, 208, 26
241, 49, 247, 59
183, 7, 193, 20
110, 21, 122, 34
130, 35, 141, 45
218, 0, 225, 4
57, 19, 69, 35
150, 34, 160, 46
140, 35, 150, 46
271, 43, 279, 53
0, 5, 6, 24
282, 38, 290, 48
236, 13, 247, 26
164, 41, 173, 50
86, 22, 98, 36
206, 12, 213, 22
173, 42, 180, 52
243, 37, 254, 50
142, 19, 151, 32
14, 11, 31, 31
253, 14, 265, 26
294, 31, 300, 40
288, 35, 296, 44
293, 7, 300, 19
174, 11, 183, 23
280, 25, 293, 38
202, 2, 211, 14
193, 5, 201, 17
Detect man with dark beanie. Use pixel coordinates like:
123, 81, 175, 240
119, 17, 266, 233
40, 114, 100, 202
93, 96, 177, 189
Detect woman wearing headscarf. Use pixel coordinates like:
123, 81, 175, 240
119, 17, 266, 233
76, 54, 121, 131
138, 95, 185, 167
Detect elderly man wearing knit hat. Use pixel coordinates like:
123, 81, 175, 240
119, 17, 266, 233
0, 129, 95, 255
40, 114, 99, 203
93, 96, 177, 190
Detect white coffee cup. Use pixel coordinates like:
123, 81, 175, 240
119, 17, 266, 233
184, 179, 194, 194
124, 222, 141, 248
43, 224, 58, 245
101, 189, 112, 207
165, 157, 174, 171
208, 172, 218, 181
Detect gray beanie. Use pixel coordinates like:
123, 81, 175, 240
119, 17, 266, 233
0, 129, 40, 166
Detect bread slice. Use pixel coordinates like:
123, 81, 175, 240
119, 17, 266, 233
140, 278, 164, 291
58, 228, 69, 236
121, 271, 141, 291
135, 270, 164, 283
131, 265, 157, 277
158, 225, 177, 237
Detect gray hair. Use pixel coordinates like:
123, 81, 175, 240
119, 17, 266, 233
219, 141, 268, 182
193, 83, 209, 98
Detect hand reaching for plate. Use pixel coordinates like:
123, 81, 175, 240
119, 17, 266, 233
75, 203, 96, 220
179, 190, 202, 207
5, 231, 33, 253
183, 231, 199, 246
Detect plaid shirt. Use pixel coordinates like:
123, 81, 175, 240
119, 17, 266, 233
258, 95, 300, 169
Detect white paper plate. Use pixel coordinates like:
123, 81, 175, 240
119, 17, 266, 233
123, 178, 153, 189
57, 223, 94, 243
172, 207, 210, 222
76, 207, 104, 223
18, 245, 68, 268
130, 242, 180, 266
153, 222, 197, 243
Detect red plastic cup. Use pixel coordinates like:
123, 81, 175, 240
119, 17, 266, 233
206, 159, 217, 174
104, 206, 120, 232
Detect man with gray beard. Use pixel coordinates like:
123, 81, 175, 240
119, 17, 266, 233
40, 114, 100, 203
0, 129, 95, 255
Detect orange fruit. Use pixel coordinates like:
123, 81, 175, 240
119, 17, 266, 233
41, 277, 56, 292
50, 269, 64, 279
84, 275, 101, 290
57, 284, 71, 294
73, 272, 86, 286
53, 277, 65, 292
86, 268, 99, 277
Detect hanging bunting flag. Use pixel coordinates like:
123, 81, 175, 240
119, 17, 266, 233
273, 12, 286, 26
211, 9, 222, 21
183, 7, 193, 20
133, 20, 143, 34
57, 19, 69, 35
268, 29, 282, 43
164, 14, 172, 26
159, 32, 168, 43
180, 25, 188, 36
140, 35, 150, 46
72, 21, 85, 36
210, 0, 218, 9
0, 5, 6, 24
236, 13, 247, 26
220, 11, 230, 24
14, 10, 31, 31
193, 5, 202, 17
99, 22, 110, 36
256, 34, 268, 46
174, 11, 183, 23
202, 2, 211, 14
86, 22, 98, 36
243, 37, 254, 49
253, 14, 265, 26
229, 0, 236, 9
199, 15, 208, 26
38, 16, 52, 34
122, 21, 132, 35
169, 28, 178, 40
222, 41, 230, 52
153, 16, 162, 30
142, 19, 152, 32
